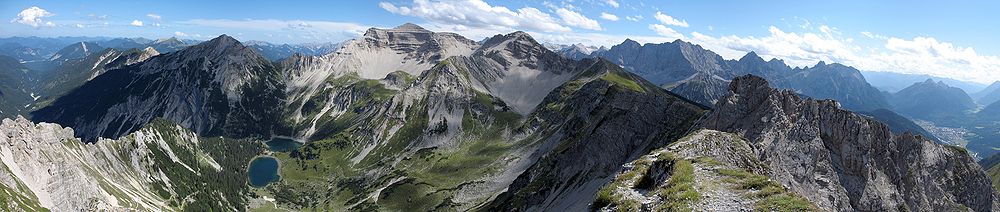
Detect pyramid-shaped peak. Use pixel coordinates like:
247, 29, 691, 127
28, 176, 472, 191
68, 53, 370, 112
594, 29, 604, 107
205, 34, 240, 46
739, 51, 764, 62
393, 23, 429, 31
621, 38, 640, 46
182, 34, 251, 56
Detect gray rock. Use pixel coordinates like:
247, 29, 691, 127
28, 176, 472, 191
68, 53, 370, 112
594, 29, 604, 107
699, 75, 999, 211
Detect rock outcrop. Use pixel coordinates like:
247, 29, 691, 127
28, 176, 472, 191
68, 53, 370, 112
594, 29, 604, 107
698, 75, 999, 211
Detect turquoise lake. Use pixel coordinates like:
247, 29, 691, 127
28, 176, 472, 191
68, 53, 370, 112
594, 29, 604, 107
265, 137, 303, 152
247, 156, 280, 188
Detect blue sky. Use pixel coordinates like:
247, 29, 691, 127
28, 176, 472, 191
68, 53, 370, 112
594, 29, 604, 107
4, 0, 1000, 83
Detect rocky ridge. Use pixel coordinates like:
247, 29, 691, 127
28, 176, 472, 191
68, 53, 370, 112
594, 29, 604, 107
697, 75, 998, 211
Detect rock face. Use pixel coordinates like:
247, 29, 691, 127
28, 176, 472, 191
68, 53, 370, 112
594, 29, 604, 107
32, 35, 286, 142
698, 75, 999, 211
890, 79, 977, 121
0, 116, 263, 211
859, 108, 940, 142
587, 40, 891, 111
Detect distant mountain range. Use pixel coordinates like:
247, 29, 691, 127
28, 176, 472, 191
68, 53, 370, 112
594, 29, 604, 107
862, 70, 988, 94
558, 39, 891, 111
0, 36, 339, 63
890, 79, 977, 122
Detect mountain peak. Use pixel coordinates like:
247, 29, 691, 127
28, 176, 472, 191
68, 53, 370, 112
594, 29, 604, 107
201, 34, 242, 49
739, 51, 765, 63
481, 31, 541, 50
153, 37, 182, 44
393, 23, 429, 31
621, 38, 641, 47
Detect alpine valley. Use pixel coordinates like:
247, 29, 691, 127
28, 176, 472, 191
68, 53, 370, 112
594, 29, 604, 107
1, 22, 1000, 212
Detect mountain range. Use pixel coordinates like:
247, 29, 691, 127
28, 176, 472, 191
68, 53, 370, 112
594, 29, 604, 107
862, 70, 988, 94
890, 79, 978, 122
0, 23, 997, 211
562, 39, 891, 112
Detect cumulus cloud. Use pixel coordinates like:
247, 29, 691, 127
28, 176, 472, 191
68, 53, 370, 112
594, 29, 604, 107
600, 12, 619, 21
649, 24, 684, 40
11, 6, 55, 27
654, 11, 688, 27
865, 37, 1000, 82
556, 8, 601, 30
605, 0, 619, 8
75, 23, 84, 28
625, 15, 641, 22
379, 0, 570, 32
685, 24, 1000, 83
174, 31, 188, 37
130, 20, 143, 27
689, 25, 857, 67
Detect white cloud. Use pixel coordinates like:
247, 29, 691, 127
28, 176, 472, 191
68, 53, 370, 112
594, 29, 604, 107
649, 24, 684, 40
600, 12, 619, 21
689, 26, 857, 67
147, 14, 162, 21
685, 24, 1000, 83
174, 31, 188, 37
605, 0, 619, 8
379, 0, 570, 32
654, 11, 688, 27
864, 37, 1000, 83
625, 15, 641, 22
75, 23, 84, 28
130, 20, 143, 27
556, 8, 601, 30
11, 6, 55, 27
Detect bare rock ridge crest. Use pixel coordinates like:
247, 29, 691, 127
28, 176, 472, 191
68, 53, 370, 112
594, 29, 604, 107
698, 75, 999, 211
